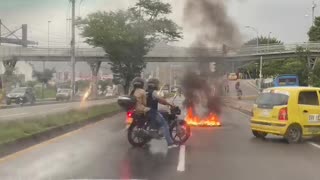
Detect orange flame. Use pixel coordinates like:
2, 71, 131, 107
185, 107, 221, 127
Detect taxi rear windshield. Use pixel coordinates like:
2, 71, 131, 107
256, 93, 289, 109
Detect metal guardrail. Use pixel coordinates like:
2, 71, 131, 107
1, 42, 320, 59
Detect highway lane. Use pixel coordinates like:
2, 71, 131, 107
1, 105, 320, 179
0, 98, 116, 121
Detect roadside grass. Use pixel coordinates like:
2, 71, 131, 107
0, 102, 120, 145
35, 87, 56, 99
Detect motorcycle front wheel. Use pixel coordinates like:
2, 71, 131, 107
170, 120, 191, 145
127, 122, 150, 147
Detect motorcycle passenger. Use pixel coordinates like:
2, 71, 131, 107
130, 77, 177, 149
146, 78, 178, 148
130, 77, 149, 115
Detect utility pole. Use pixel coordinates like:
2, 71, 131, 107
0, 19, 2, 46
71, 0, 76, 99
46, 21, 51, 71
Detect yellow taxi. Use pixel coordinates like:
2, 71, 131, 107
228, 73, 238, 80
251, 87, 320, 143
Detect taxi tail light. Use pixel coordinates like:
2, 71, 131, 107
278, 107, 288, 121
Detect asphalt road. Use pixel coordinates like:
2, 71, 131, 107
1, 99, 320, 179
0, 98, 116, 121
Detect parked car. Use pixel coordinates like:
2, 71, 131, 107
56, 89, 72, 101
6, 87, 36, 105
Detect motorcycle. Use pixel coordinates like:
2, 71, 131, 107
236, 88, 242, 100
118, 93, 191, 147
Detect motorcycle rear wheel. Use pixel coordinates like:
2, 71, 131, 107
127, 123, 150, 147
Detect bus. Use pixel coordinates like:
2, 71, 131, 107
273, 74, 299, 87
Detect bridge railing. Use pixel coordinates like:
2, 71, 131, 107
0, 46, 106, 58
234, 42, 320, 56
1, 42, 320, 59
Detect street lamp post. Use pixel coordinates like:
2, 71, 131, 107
267, 32, 272, 52
169, 64, 181, 92
42, 20, 51, 99
47, 21, 51, 64
245, 26, 263, 91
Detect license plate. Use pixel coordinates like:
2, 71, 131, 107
261, 110, 271, 117
309, 115, 320, 122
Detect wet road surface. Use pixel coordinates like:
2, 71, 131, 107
1, 105, 320, 179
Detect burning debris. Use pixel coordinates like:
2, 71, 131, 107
181, 0, 242, 126
186, 107, 220, 127
181, 70, 222, 127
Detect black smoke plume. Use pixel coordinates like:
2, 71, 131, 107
184, 0, 242, 47
181, 0, 242, 117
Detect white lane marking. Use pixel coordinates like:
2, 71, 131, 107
235, 109, 251, 118
225, 107, 251, 117
177, 145, 186, 172
308, 142, 320, 149
0, 113, 28, 118
224, 107, 251, 125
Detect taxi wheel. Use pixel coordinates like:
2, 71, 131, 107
285, 124, 302, 144
252, 130, 267, 138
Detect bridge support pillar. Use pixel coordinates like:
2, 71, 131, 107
308, 57, 317, 70
307, 57, 318, 86
88, 61, 102, 98
3, 59, 17, 75
2, 58, 17, 92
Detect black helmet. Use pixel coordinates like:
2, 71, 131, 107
147, 78, 160, 90
132, 77, 145, 88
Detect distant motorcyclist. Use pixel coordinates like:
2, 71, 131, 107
223, 74, 229, 94
146, 78, 178, 148
235, 80, 242, 99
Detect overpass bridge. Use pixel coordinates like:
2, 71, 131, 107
0, 42, 319, 85
1, 42, 320, 63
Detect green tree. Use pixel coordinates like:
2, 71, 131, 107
78, 0, 182, 93
244, 36, 282, 46
308, 17, 320, 41
32, 69, 55, 85
242, 36, 283, 78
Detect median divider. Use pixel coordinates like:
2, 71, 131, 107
0, 102, 121, 158
0, 96, 116, 110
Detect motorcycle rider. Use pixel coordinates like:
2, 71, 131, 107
146, 78, 178, 148
235, 80, 242, 97
130, 77, 178, 149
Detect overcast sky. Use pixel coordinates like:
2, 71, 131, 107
0, 0, 317, 47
